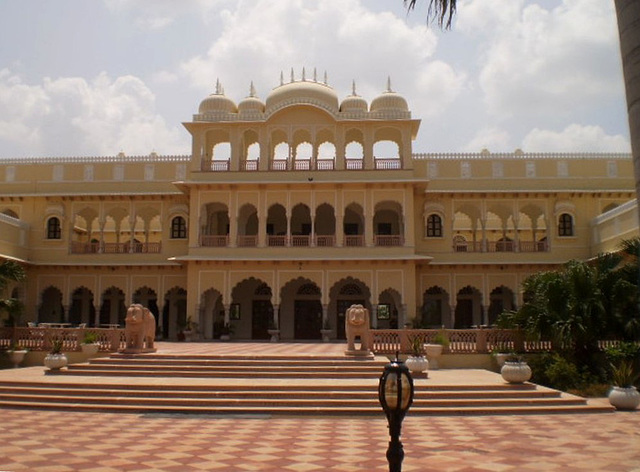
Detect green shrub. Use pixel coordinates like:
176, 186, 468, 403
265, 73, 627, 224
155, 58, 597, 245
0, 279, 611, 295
545, 355, 582, 391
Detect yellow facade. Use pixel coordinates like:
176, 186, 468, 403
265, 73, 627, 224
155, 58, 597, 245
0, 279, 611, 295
0, 76, 637, 340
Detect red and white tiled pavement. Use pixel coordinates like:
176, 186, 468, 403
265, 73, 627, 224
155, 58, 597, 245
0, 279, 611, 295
0, 342, 638, 471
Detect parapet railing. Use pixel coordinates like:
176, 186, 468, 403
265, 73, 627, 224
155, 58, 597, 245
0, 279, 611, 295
370, 328, 623, 355
0, 327, 125, 352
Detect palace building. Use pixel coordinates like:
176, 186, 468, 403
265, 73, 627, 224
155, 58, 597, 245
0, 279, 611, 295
0, 73, 637, 341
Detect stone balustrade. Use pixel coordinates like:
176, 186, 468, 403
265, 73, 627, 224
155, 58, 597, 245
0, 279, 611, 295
1, 327, 125, 352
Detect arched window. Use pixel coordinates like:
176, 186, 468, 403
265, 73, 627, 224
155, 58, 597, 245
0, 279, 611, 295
426, 214, 443, 238
171, 216, 187, 239
46, 217, 61, 239
558, 213, 574, 237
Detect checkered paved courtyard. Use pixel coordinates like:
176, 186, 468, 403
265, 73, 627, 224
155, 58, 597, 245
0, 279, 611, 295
0, 408, 638, 471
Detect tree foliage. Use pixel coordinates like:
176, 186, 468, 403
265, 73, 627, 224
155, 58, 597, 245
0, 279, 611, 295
499, 239, 640, 368
405, 0, 457, 29
0, 260, 26, 326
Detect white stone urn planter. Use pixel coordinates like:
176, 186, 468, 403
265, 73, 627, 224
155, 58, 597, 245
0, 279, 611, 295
608, 386, 640, 410
9, 350, 27, 368
81, 343, 99, 357
425, 343, 444, 370
501, 361, 532, 384
44, 353, 68, 370
320, 329, 332, 343
267, 329, 280, 343
405, 355, 429, 374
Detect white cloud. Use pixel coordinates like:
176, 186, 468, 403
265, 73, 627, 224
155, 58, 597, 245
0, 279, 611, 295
462, 126, 512, 152
0, 70, 188, 157
457, 0, 623, 119
178, 0, 464, 111
522, 124, 630, 152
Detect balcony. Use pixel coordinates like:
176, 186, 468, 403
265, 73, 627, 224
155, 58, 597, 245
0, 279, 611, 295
453, 239, 548, 253
70, 241, 162, 254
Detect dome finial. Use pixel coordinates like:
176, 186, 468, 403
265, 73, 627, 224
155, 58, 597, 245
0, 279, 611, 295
313, 67, 317, 82
323, 71, 328, 85
302, 67, 306, 81
351, 80, 357, 96
386, 76, 393, 93
280, 71, 284, 86
290, 67, 295, 83
249, 81, 256, 97
215, 78, 222, 95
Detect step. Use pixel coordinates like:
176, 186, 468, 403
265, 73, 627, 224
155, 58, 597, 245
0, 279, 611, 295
0, 399, 613, 416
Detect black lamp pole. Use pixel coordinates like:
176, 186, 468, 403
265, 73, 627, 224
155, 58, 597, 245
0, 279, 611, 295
378, 354, 414, 472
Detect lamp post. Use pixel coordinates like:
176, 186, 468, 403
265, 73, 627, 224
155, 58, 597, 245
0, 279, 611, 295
378, 354, 414, 472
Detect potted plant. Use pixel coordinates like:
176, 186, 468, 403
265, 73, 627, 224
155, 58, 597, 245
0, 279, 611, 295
80, 331, 100, 357
405, 334, 429, 374
491, 343, 513, 367
425, 329, 449, 370
500, 353, 532, 384
7, 341, 28, 368
44, 338, 68, 370
220, 322, 234, 341
183, 316, 194, 342
608, 360, 640, 410
320, 317, 332, 343
267, 319, 280, 343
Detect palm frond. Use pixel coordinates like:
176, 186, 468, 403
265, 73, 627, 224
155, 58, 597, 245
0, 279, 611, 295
405, 0, 457, 29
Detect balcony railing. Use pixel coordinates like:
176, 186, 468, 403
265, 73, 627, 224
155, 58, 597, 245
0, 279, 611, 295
70, 241, 163, 254
344, 235, 364, 247
237, 235, 258, 247
267, 235, 287, 247
374, 235, 404, 246
453, 239, 549, 253
374, 158, 402, 170
200, 235, 229, 247
291, 235, 311, 247
316, 235, 335, 247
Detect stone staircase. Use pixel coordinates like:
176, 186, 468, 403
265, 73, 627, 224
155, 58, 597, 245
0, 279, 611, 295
0, 353, 613, 415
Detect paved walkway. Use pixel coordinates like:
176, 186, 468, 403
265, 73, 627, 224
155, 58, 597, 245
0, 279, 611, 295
0, 342, 638, 471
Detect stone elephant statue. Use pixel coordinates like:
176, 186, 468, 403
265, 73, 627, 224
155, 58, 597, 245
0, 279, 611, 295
344, 304, 371, 355
124, 303, 156, 352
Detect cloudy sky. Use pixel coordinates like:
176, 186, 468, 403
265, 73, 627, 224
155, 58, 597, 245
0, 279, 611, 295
0, 0, 631, 158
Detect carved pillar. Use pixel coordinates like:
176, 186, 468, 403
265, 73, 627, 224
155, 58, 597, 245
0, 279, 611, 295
336, 211, 344, 248
273, 304, 280, 328
371, 305, 378, 329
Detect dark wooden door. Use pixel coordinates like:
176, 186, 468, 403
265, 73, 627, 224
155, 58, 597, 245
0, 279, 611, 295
252, 300, 272, 340
294, 300, 322, 340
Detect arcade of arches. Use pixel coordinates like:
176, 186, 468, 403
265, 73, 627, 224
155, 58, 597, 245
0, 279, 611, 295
33, 273, 519, 341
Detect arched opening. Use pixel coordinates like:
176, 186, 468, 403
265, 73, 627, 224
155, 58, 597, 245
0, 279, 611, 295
267, 204, 287, 246
454, 286, 482, 329
99, 287, 126, 327
488, 286, 516, 326
38, 286, 64, 324
163, 287, 187, 340
421, 286, 450, 328
69, 287, 95, 326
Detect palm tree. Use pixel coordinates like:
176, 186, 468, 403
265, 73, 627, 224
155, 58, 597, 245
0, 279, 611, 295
615, 2, 640, 223
405, 0, 456, 29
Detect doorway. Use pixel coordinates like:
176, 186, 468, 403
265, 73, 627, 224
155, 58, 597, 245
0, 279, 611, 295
252, 300, 272, 340
294, 300, 322, 339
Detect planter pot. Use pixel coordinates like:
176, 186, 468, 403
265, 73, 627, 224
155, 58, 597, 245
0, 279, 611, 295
267, 329, 280, 343
608, 386, 640, 410
9, 350, 27, 368
501, 361, 532, 384
81, 343, 99, 357
320, 329, 332, 343
44, 353, 68, 370
219, 334, 231, 341
183, 330, 193, 342
425, 343, 444, 370
405, 355, 429, 374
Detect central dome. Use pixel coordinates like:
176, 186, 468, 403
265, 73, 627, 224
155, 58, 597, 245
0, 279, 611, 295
266, 80, 339, 115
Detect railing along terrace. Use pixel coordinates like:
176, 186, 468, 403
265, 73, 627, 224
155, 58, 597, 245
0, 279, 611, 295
237, 235, 258, 247
371, 328, 537, 355
71, 241, 161, 254
344, 235, 364, 247
374, 158, 402, 170
1, 327, 125, 352
345, 159, 363, 170
200, 235, 229, 247
453, 240, 548, 253
374, 235, 403, 246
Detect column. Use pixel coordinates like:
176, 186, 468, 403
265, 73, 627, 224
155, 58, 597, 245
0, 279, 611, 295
273, 304, 280, 329
336, 211, 344, 247
371, 305, 378, 329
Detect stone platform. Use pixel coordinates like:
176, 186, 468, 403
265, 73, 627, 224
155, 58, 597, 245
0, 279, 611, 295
0, 341, 613, 416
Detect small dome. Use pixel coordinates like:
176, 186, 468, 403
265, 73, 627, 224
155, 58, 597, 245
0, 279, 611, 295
266, 76, 339, 114
369, 77, 409, 113
198, 80, 237, 114
238, 82, 265, 114
340, 80, 368, 112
